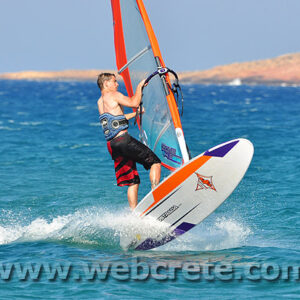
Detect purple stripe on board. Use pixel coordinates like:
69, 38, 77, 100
135, 235, 176, 250
204, 140, 239, 158
135, 222, 195, 250
176, 222, 195, 232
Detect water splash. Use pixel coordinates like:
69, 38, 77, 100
157, 217, 252, 252
0, 208, 169, 250
0, 207, 252, 252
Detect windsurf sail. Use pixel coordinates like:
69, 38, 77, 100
110, 0, 190, 171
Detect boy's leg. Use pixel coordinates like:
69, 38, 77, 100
122, 135, 161, 189
127, 183, 139, 210
150, 163, 161, 189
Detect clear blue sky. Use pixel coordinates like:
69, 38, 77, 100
0, 0, 299, 73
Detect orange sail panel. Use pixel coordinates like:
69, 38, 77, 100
111, 0, 189, 170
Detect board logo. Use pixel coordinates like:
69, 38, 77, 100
161, 143, 182, 165
195, 173, 217, 191
158, 204, 180, 222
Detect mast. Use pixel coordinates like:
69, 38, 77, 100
136, 0, 189, 164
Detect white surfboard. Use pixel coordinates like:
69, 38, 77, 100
120, 138, 254, 250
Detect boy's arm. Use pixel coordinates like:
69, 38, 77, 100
124, 107, 144, 120
124, 112, 136, 120
115, 79, 145, 108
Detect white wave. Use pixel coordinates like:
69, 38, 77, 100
70, 143, 91, 149
0, 211, 87, 245
213, 99, 228, 105
0, 216, 70, 245
75, 106, 88, 110
89, 122, 100, 127
245, 98, 252, 105
20, 121, 43, 126
0, 126, 21, 131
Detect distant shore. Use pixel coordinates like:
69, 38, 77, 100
1, 53, 299, 86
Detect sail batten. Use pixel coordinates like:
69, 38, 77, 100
153, 121, 171, 152
118, 45, 151, 74
111, 0, 189, 170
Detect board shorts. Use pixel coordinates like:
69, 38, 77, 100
107, 132, 161, 187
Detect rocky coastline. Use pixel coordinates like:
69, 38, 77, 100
1, 53, 299, 86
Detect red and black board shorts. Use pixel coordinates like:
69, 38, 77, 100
107, 132, 161, 187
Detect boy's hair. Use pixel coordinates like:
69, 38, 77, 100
97, 73, 115, 91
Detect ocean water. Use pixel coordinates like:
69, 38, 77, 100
0, 80, 299, 298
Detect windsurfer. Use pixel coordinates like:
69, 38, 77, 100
97, 73, 161, 210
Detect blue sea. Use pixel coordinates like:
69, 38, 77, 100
0, 80, 299, 299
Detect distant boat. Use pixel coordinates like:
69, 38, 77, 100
228, 78, 242, 86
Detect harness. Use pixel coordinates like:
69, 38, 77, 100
99, 113, 129, 141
